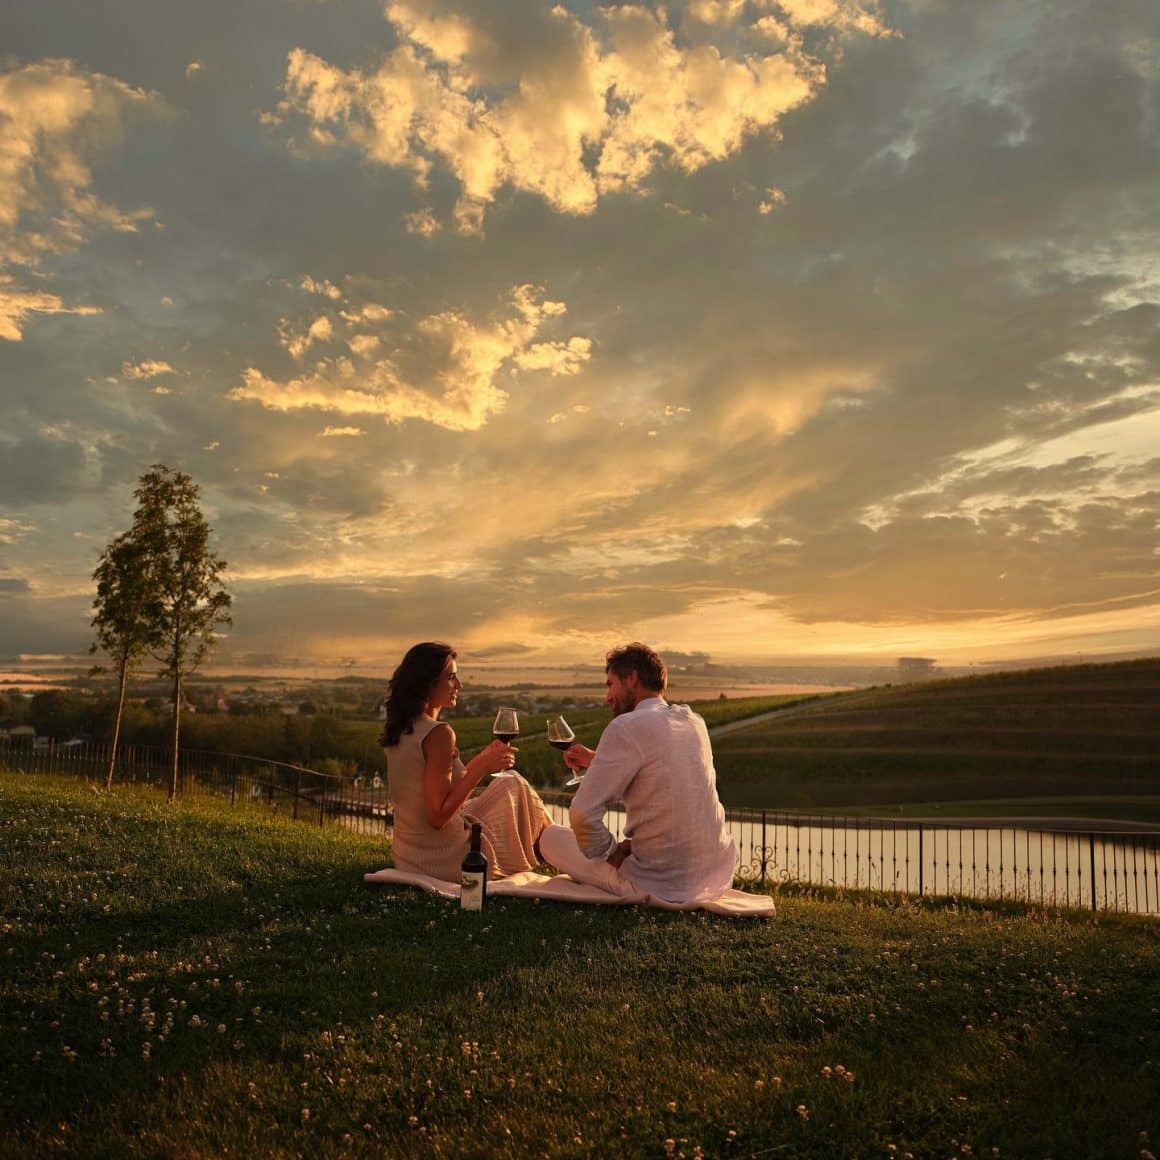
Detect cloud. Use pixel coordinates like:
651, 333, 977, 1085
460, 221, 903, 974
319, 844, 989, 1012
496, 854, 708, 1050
548, 404, 590, 424
0, 431, 91, 504
404, 207, 441, 236
300, 275, 342, 299
0, 517, 35, 545
268, 1, 886, 226
121, 358, 176, 380
514, 336, 592, 375
0, 58, 163, 337
773, 0, 895, 37
229, 281, 591, 432
280, 314, 334, 360
1, 0, 1157, 667
0, 277, 100, 341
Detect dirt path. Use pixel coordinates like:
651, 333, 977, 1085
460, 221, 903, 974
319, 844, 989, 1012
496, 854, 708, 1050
708, 690, 871, 737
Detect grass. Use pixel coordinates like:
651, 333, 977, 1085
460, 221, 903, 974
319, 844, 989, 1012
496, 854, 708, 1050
3, 773, 1159, 1158
712, 658, 1160, 819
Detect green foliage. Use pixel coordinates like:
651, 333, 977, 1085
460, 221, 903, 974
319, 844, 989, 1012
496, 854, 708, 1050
2, 774, 1158, 1158
90, 533, 161, 675
131, 464, 232, 682
119, 464, 232, 798
712, 658, 1160, 814
28, 691, 90, 740
90, 532, 166, 785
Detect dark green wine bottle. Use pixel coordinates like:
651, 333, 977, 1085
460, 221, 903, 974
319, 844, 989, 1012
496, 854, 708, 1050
461, 822, 488, 911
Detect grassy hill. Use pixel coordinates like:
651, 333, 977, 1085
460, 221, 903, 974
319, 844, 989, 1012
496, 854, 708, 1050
712, 658, 1160, 819
1, 774, 1157, 1158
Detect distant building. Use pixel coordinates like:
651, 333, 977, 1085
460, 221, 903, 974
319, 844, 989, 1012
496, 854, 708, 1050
897, 657, 938, 681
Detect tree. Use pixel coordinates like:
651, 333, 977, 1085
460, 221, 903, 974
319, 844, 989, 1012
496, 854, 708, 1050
131, 465, 232, 801
29, 690, 90, 740
91, 532, 161, 788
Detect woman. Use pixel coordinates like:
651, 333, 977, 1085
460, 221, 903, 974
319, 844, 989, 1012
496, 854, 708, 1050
381, 642, 550, 881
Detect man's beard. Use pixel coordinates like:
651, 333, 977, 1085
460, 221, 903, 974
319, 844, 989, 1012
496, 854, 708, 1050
611, 689, 637, 716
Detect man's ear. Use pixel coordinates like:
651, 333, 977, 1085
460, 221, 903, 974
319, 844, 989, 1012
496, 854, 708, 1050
624, 671, 640, 691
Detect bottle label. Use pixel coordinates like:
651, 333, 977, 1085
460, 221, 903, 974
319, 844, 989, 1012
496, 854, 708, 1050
461, 871, 485, 910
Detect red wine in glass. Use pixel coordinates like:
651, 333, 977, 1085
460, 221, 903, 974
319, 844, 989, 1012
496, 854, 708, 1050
547, 716, 580, 786
492, 708, 519, 747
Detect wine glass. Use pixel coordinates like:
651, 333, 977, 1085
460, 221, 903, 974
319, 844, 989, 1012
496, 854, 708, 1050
547, 715, 581, 787
491, 707, 519, 776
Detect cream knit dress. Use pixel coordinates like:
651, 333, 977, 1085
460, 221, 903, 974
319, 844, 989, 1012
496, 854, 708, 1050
385, 715, 550, 881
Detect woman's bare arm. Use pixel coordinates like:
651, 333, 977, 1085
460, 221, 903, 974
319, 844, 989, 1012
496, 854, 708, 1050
421, 724, 516, 829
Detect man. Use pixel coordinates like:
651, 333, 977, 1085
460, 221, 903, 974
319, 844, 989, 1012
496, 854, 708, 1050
538, 643, 737, 903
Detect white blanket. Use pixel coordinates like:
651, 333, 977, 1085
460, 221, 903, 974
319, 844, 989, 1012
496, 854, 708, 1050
363, 867, 776, 916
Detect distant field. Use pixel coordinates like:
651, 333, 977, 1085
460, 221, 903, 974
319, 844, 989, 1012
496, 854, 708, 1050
712, 658, 1160, 821
451, 694, 814, 786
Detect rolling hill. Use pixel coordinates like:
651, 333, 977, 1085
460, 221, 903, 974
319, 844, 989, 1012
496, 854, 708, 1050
711, 657, 1160, 819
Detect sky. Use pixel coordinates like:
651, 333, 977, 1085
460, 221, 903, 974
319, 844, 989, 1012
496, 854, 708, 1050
1, 0, 1158, 671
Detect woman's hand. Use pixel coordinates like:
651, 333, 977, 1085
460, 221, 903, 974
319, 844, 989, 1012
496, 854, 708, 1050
469, 739, 518, 777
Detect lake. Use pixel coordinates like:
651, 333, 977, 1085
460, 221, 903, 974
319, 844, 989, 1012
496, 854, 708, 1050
542, 799, 1160, 916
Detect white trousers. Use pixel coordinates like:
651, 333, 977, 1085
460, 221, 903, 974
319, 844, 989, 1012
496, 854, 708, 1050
537, 824, 642, 897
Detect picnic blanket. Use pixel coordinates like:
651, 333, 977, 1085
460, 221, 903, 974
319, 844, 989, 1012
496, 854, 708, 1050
363, 867, 776, 916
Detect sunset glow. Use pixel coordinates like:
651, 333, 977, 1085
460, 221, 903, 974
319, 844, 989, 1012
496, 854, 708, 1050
1, 0, 1157, 671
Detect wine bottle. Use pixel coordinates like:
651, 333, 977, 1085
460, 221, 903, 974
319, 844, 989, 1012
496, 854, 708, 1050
461, 822, 488, 911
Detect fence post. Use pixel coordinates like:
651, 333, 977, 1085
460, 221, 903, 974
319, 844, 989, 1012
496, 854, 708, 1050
918, 824, 925, 896
293, 768, 301, 821
1089, 833, 1097, 911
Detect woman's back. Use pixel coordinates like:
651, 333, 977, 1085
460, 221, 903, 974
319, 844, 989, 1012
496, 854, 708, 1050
385, 714, 469, 880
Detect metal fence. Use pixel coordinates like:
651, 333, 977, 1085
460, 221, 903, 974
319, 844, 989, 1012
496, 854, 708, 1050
722, 809, 1160, 915
4, 737, 1158, 915
537, 799, 1160, 916
0, 736, 390, 832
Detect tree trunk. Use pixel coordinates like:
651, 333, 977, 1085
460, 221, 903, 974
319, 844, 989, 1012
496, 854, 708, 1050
169, 667, 182, 803
106, 653, 130, 791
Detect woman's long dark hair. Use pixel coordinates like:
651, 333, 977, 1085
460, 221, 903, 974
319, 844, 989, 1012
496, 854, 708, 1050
379, 642, 457, 748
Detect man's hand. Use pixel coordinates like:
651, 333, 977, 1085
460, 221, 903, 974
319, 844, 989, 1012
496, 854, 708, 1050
563, 743, 595, 774
607, 839, 632, 869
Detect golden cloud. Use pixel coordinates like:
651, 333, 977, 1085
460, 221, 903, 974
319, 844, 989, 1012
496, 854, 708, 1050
0, 58, 161, 338
268, 2, 884, 224
229, 282, 591, 432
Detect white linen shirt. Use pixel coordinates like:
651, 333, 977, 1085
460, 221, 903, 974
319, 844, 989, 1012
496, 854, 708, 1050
569, 697, 738, 903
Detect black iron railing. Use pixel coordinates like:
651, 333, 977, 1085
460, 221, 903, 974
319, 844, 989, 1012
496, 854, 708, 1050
0, 736, 390, 832
541, 798, 1160, 916
4, 737, 1157, 914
